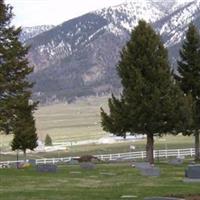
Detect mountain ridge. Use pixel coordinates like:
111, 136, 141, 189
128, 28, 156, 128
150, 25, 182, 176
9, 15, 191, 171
21, 0, 200, 104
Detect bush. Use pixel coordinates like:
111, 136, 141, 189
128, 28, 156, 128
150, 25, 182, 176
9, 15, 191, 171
45, 134, 52, 146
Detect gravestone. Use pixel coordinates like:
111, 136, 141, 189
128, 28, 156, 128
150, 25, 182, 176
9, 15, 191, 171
9, 162, 20, 169
100, 172, 116, 176
36, 164, 57, 173
185, 164, 200, 179
69, 171, 82, 174
140, 167, 160, 177
80, 162, 95, 170
169, 158, 183, 166
121, 195, 137, 198
134, 162, 152, 169
144, 197, 184, 200
29, 159, 36, 166
67, 159, 79, 165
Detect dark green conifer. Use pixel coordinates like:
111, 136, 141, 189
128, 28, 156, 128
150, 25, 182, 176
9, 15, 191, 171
176, 23, 200, 161
11, 95, 38, 162
0, 0, 34, 134
45, 134, 53, 146
101, 20, 191, 164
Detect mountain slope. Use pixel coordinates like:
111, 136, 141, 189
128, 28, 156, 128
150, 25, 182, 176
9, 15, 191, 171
20, 25, 54, 42
26, 0, 200, 103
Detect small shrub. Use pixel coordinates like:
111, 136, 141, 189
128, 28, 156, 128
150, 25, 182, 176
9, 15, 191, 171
45, 134, 52, 146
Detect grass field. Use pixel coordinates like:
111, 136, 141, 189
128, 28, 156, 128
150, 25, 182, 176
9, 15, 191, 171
0, 96, 108, 149
0, 96, 196, 161
35, 96, 109, 142
0, 162, 200, 200
0, 134, 195, 161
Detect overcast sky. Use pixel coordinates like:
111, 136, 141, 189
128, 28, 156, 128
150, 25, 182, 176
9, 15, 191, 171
5, 0, 125, 27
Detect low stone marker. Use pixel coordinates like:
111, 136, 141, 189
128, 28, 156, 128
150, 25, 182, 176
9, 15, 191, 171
29, 159, 36, 166
140, 167, 160, 177
36, 164, 57, 173
9, 162, 19, 169
67, 159, 79, 165
144, 197, 184, 200
134, 162, 152, 169
185, 164, 200, 179
169, 158, 183, 166
80, 162, 95, 170
69, 171, 82, 174
121, 195, 137, 198
100, 172, 116, 176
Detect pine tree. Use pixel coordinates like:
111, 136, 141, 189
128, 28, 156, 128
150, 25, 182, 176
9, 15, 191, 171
11, 95, 38, 162
0, 0, 33, 134
101, 20, 192, 164
45, 134, 52, 146
176, 23, 200, 161
0, 0, 38, 160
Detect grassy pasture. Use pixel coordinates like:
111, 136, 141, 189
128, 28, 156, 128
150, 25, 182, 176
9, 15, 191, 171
35, 96, 109, 142
0, 96, 195, 161
0, 162, 199, 200
0, 134, 194, 161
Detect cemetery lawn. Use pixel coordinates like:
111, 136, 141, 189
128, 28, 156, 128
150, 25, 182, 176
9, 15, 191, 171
0, 162, 200, 200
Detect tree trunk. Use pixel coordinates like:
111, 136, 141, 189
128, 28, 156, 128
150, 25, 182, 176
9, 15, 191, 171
146, 133, 154, 164
23, 150, 27, 163
123, 133, 126, 139
194, 129, 200, 161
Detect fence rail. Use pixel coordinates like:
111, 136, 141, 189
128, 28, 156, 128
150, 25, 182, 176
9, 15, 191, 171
0, 148, 197, 166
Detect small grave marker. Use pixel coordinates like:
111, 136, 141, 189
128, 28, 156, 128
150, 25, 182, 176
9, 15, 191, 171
121, 195, 137, 198
29, 159, 36, 166
36, 164, 57, 173
134, 162, 152, 169
67, 159, 79, 165
80, 162, 95, 170
140, 167, 160, 177
100, 172, 116, 176
169, 158, 183, 166
144, 197, 184, 200
69, 171, 82, 174
185, 164, 200, 179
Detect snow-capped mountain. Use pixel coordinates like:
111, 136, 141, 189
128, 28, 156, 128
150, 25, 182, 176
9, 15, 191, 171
20, 25, 54, 42
25, 0, 199, 103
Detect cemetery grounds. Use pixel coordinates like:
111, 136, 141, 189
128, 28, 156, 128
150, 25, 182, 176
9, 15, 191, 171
0, 162, 200, 200
0, 96, 200, 199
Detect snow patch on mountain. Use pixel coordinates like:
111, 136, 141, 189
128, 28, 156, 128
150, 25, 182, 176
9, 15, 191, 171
20, 25, 54, 42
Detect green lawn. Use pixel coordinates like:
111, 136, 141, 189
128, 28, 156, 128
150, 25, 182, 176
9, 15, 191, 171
0, 162, 199, 200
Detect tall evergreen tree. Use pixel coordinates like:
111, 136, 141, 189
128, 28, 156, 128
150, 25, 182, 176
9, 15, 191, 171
0, 0, 34, 134
0, 0, 38, 159
11, 95, 38, 162
176, 23, 200, 161
101, 20, 191, 164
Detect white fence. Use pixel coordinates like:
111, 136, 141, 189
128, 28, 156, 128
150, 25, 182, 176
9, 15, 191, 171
0, 148, 196, 166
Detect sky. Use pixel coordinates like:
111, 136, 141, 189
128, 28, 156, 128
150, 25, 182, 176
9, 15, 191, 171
5, 0, 125, 27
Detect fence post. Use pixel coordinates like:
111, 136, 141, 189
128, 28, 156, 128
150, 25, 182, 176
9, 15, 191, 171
178, 149, 180, 158
109, 154, 112, 160
190, 148, 193, 157
141, 151, 144, 160
165, 149, 168, 159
